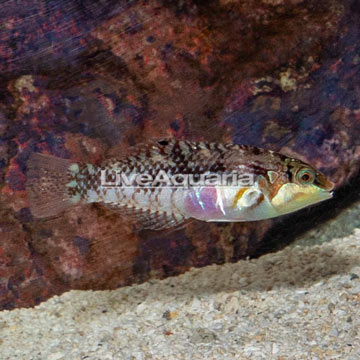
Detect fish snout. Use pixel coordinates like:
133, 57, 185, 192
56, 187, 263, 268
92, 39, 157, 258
316, 173, 335, 192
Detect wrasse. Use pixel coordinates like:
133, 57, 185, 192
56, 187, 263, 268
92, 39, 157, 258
26, 139, 334, 230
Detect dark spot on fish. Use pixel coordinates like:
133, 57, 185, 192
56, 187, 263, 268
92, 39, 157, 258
146, 35, 156, 43
73, 236, 90, 256
286, 165, 293, 182
158, 139, 169, 146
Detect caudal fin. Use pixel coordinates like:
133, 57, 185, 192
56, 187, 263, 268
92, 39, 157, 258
26, 153, 79, 218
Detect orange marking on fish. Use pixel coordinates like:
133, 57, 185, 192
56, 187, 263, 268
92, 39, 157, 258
232, 188, 247, 208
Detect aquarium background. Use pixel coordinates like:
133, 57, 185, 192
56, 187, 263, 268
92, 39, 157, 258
0, 0, 360, 313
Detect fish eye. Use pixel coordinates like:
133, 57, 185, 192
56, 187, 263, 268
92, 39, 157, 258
296, 168, 315, 185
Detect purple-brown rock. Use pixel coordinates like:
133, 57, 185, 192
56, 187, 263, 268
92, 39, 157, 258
1, 0, 360, 309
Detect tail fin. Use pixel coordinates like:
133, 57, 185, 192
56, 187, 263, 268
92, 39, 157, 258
26, 153, 79, 218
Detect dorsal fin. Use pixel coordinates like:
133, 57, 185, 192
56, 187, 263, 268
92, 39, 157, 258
102, 138, 176, 168
103, 138, 224, 171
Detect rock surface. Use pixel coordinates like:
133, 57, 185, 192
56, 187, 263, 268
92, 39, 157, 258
1, 0, 360, 309
1, 202, 360, 359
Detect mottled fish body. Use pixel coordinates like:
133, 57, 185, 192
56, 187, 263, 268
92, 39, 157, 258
26, 139, 334, 230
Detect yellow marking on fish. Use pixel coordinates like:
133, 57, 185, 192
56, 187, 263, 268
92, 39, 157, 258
232, 188, 247, 208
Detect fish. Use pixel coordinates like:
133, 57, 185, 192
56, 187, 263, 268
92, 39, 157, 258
26, 139, 334, 230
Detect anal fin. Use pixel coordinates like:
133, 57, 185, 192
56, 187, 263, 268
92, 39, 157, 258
102, 204, 187, 231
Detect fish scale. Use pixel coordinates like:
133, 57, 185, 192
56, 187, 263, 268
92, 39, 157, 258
26, 139, 334, 230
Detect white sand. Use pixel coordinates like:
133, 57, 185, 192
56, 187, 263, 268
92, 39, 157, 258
1, 203, 360, 359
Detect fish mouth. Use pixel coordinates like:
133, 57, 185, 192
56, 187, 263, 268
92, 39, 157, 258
271, 182, 333, 215
316, 174, 335, 192
323, 180, 335, 192
319, 189, 333, 201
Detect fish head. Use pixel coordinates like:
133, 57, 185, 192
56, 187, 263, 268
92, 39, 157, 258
263, 158, 334, 216
228, 152, 334, 221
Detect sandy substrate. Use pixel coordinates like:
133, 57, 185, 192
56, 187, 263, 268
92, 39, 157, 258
1, 203, 360, 359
